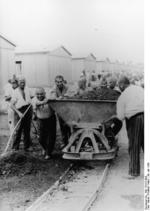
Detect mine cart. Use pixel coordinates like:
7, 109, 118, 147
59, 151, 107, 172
49, 99, 118, 160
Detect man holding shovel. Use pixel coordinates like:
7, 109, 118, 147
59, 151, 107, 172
11, 76, 32, 151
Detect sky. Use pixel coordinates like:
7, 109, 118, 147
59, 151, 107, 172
0, 0, 144, 63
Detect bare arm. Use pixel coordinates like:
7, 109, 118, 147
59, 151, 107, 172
35, 99, 49, 106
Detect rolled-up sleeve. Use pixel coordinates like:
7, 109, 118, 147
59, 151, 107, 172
116, 95, 125, 121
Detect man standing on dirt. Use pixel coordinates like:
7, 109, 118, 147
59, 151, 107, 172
116, 76, 144, 178
32, 87, 56, 160
11, 76, 32, 151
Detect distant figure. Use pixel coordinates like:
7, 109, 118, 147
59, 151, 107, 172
97, 74, 102, 81
11, 76, 32, 151
107, 76, 121, 94
4, 76, 18, 134
32, 87, 56, 159
77, 73, 87, 95
100, 77, 107, 88
88, 71, 99, 89
107, 77, 117, 90
50, 75, 68, 99
117, 76, 144, 178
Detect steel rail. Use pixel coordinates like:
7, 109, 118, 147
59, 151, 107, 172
25, 162, 74, 211
25, 161, 110, 211
82, 162, 111, 211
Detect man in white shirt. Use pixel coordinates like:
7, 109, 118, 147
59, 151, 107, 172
117, 76, 144, 178
11, 76, 32, 151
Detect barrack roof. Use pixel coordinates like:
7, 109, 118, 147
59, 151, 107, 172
0, 34, 16, 47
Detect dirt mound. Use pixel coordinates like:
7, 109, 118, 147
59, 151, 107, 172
0, 152, 50, 177
70, 87, 120, 100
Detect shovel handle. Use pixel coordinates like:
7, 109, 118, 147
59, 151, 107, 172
1, 105, 32, 156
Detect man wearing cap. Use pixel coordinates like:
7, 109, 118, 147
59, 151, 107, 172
11, 76, 32, 151
117, 76, 144, 178
4, 76, 18, 134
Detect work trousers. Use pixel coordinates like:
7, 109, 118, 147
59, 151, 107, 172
126, 113, 144, 176
38, 115, 56, 156
12, 105, 32, 150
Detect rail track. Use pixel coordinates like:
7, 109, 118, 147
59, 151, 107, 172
26, 160, 111, 211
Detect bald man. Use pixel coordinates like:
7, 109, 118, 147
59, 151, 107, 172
117, 76, 144, 178
32, 87, 56, 159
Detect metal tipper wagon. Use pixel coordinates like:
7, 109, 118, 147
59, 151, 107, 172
49, 99, 118, 160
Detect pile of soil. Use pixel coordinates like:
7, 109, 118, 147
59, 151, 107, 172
70, 87, 120, 100
0, 152, 42, 177
0, 152, 70, 177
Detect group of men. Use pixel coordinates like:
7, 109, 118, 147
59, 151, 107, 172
4, 75, 70, 159
4, 72, 144, 178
